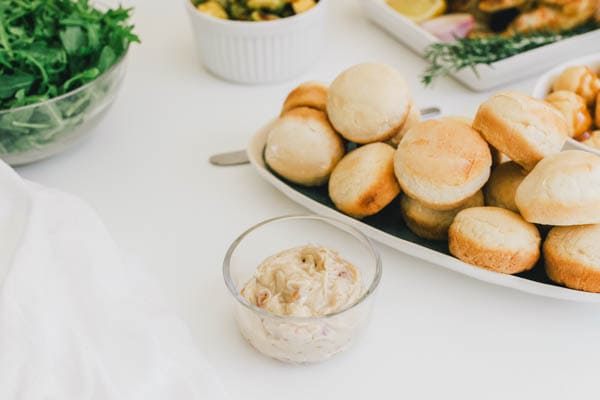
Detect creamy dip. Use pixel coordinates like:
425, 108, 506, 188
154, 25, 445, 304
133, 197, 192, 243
236, 245, 369, 363
241, 246, 363, 317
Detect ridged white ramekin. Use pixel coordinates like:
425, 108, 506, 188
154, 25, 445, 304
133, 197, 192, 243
185, 0, 328, 84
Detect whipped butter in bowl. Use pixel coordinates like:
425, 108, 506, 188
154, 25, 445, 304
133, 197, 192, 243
223, 215, 381, 364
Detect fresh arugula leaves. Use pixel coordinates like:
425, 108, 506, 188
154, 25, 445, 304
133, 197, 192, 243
0, 0, 139, 158
0, 0, 139, 110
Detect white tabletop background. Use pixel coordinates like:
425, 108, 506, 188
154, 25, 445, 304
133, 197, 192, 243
16, 0, 600, 398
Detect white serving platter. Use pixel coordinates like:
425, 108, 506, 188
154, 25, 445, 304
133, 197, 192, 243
360, 0, 600, 91
248, 122, 600, 303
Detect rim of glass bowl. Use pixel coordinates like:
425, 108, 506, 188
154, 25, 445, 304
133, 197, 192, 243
223, 214, 382, 322
185, 0, 327, 27
0, 50, 128, 116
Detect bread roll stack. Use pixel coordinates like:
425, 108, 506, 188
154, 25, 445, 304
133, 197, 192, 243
511, 150, 600, 292
261, 63, 600, 292
266, 63, 419, 190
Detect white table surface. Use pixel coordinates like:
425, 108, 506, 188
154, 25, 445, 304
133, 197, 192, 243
16, 0, 600, 398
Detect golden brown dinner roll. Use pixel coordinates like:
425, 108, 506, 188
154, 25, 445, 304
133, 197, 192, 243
443, 116, 516, 166
281, 81, 328, 114
552, 65, 600, 105
484, 161, 527, 213
515, 150, 600, 225
442, 116, 509, 166
329, 143, 400, 218
326, 63, 411, 144
386, 102, 421, 148
443, 115, 473, 125
545, 90, 592, 138
449, 207, 541, 274
473, 91, 568, 171
544, 224, 600, 293
394, 119, 492, 210
265, 107, 344, 186
400, 191, 484, 241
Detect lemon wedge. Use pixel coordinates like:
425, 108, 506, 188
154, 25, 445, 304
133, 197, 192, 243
387, 0, 447, 23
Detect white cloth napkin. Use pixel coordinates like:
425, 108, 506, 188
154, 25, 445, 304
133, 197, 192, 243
0, 161, 227, 400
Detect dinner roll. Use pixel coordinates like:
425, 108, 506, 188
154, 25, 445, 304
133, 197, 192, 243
329, 143, 400, 218
281, 81, 328, 114
441, 115, 514, 164
484, 161, 527, 213
544, 225, 600, 293
552, 65, 600, 105
265, 107, 344, 186
449, 207, 541, 274
394, 119, 492, 210
545, 90, 592, 138
579, 130, 600, 150
386, 102, 421, 148
515, 150, 600, 225
473, 91, 568, 171
327, 63, 411, 144
444, 115, 473, 125
400, 191, 484, 241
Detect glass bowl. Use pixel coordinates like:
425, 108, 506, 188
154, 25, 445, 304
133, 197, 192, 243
223, 215, 382, 364
0, 54, 128, 166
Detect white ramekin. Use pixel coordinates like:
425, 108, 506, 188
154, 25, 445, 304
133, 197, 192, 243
185, 0, 328, 84
532, 53, 600, 156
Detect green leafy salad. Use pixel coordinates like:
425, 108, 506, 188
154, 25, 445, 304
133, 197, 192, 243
0, 0, 139, 154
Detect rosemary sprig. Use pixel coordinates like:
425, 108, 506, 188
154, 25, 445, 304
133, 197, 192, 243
421, 21, 600, 86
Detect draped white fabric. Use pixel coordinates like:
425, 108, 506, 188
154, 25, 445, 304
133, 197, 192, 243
0, 162, 227, 400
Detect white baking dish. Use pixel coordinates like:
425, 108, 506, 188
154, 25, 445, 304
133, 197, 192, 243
360, 0, 600, 91
185, 0, 328, 84
247, 121, 600, 303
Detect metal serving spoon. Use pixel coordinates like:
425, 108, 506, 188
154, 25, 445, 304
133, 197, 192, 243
209, 107, 442, 166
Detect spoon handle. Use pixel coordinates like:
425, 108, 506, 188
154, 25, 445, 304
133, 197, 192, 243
209, 150, 250, 166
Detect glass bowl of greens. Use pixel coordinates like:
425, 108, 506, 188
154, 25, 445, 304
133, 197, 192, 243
0, 0, 139, 166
